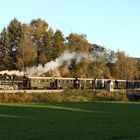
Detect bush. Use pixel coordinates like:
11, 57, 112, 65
95, 90, 128, 101
0, 89, 128, 103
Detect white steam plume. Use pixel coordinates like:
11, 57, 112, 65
25, 51, 77, 76
75, 52, 93, 64
0, 51, 94, 77
25, 51, 93, 76
0, 50, 117, 77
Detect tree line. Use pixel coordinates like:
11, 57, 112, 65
0, 18, 139, 79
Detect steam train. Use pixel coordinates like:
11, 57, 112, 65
0, 73, 127, 90
1, 73, 140, 101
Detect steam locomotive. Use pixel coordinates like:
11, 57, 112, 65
0, 73, 126, 90
0, 74, 30, 90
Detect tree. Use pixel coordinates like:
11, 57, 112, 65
30, 18, 48, 65
52, 30, 65, 59
43, 28, 54, 62
16, 24, 37, 70
89, 44, 111, 78
7, 18, 22, 69
0, 28, 12, 70
66, 33, 92, 77
111, 51, 137, 80
38, 51, 47, 66
66, 33, 90, 53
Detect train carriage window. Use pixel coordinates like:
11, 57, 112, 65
41, 79, 44, 82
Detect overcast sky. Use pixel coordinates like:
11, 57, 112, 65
0, 0, 140, 57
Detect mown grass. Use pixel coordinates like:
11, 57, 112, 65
0, 102, 140, 140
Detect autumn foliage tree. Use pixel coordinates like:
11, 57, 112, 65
0, 18, 139, 79
67, 33, 90, 53
110, 51, 137, 80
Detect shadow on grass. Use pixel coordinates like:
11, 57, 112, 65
1, 102, 110, 113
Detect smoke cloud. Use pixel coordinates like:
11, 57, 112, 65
25, 51, 92, 76
0, 51, 93, 77
25, 51, 76, 76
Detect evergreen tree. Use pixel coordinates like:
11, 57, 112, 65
0, 28, 12, 70
7, 18, 22, 69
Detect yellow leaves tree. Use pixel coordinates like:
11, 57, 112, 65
111, 51, 137, 80
66, 33, 90, 53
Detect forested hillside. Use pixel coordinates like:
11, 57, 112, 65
0, 18, 139, 79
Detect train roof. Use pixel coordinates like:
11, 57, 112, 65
28, 76, 52, 79
27, 76, 127, 82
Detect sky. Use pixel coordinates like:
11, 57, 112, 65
0, 0, 140, 57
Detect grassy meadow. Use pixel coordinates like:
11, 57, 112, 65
0, 102, 140, 140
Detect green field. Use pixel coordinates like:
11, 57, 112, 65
0, 102, 140, 140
